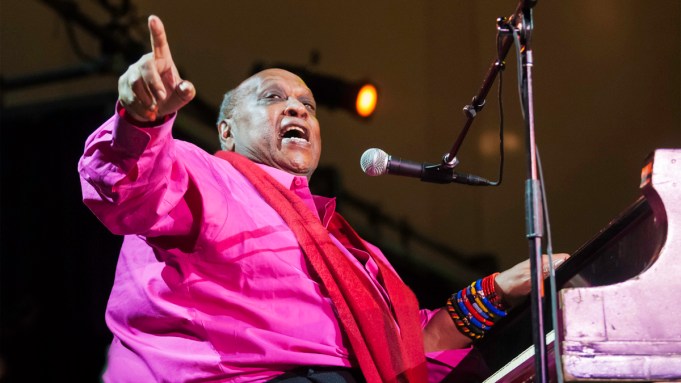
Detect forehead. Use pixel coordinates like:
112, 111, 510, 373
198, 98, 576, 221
245, 69, 313, 95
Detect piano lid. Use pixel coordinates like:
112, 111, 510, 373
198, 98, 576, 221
470, 148, 680, 382
559, 148, 681, 381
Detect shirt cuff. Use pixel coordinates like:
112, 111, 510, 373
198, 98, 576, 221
112, 102, 176, 157
116, 101, 173, 127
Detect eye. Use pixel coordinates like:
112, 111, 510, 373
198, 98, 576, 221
264, 92, 283, 100
301, 98, 316, 111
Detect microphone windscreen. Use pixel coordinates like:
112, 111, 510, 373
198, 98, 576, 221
360, 148, 389, 176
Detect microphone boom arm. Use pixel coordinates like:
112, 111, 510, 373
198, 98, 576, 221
443, 2, 524, 168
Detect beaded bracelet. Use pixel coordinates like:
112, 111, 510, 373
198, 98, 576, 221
464, 284, 493, 321
460, 288, 494, 327
450, 293, 485, 338
450, 293, 483, 333
445, 273, 509, 340
447, 298, 482, 340
454, 290, 489, 331
447, 297, 483, 340
482, 272, 506, 309
474, 279, 507, 318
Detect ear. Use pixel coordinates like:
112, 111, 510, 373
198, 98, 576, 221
217, 119, 236, 151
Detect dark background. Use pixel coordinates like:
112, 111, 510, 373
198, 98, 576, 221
1, 1, 679, 381
1, 95, 120, 381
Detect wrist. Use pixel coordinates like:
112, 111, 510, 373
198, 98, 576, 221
117, 102, 171, 127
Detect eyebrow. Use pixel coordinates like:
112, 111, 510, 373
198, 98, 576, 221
255, 80, 278, 91
259, 78, 313, 96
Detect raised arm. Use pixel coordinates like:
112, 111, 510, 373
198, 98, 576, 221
79, 15, 199, 236
118, 15, 195, 121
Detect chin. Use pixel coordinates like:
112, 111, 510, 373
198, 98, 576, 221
291, 166, 313, 177
282, 157, 314, 175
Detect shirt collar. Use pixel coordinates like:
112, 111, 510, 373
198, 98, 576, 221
255, 163, 301, 190
254, 163, 337, 227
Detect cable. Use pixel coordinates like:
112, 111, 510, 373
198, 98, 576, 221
536, 147, 564, 383
511, 28, 527, 122
492, 68, 505, 187
482, 27, 509, 187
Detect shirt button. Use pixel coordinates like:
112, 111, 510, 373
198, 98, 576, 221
294, 178, 302, 186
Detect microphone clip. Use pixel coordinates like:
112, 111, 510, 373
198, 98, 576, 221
442, 153, 460, 169
422, 164, 494, 186
422, 164, 457, 184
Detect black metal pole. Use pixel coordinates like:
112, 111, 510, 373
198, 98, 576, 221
517, 2, 550, 381
442, 2, 523, 168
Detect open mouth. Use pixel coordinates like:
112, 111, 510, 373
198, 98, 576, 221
280, 125, 309, 143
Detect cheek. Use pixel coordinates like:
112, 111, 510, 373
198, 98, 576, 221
311, 121, 322, 144
314, 130, 323, 154
247, 132, 271, 152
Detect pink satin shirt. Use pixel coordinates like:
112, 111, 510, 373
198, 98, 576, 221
78, 109, 475, 382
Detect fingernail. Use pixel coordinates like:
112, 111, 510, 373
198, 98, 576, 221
179, 81, 188, 92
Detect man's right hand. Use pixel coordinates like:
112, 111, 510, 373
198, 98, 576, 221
118, 15, 196, 122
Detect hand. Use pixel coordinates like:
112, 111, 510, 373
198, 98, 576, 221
494, 253, 570, 308
118, 15, 196, 121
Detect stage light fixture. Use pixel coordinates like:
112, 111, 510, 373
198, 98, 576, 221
355, 84, 378, 118
252, 63, 379, 120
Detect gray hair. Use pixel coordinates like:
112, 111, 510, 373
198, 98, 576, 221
216, 87, 242, 150
217, 88, 239, 126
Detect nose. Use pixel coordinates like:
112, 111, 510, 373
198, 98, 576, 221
283, 98, 307, 118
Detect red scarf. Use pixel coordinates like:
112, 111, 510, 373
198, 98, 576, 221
215, 151, 428, 383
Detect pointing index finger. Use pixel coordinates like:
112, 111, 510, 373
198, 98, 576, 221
148, 15, 171, 60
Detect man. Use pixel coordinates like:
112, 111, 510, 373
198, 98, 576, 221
79, 15, 567, 383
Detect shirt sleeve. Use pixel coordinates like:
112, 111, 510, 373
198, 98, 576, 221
78, 103, 192, 237
419, 308, 492, 382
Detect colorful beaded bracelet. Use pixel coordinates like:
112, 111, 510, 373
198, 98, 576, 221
446, 273, 509, 340
446, 297, 483, 340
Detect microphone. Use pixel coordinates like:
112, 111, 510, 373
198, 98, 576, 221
360, 148, 494, 186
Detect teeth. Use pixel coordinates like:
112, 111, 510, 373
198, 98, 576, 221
281, 125, 308, 141
283, 126, 304, 134
283, 137, 308, 144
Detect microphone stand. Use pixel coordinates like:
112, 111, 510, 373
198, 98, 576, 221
516, 2, 550, 382
442, 1, 550, 381
443, 1, 521, 167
